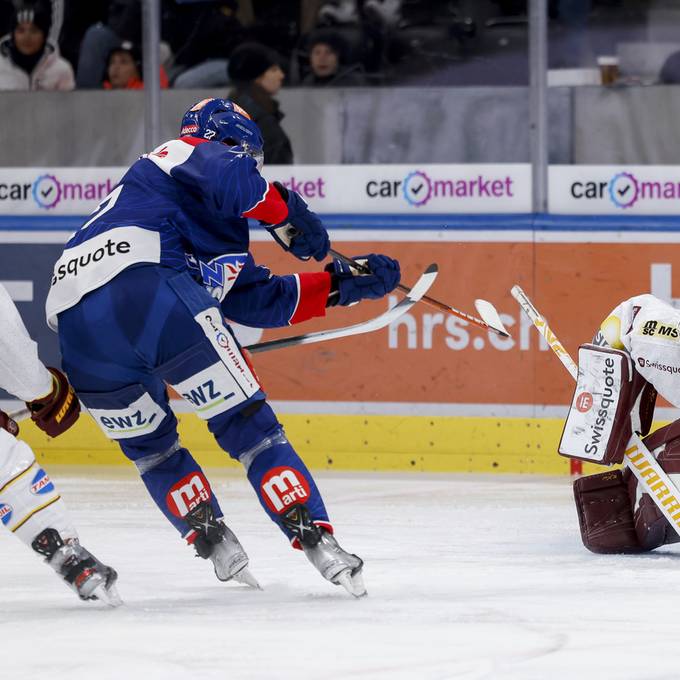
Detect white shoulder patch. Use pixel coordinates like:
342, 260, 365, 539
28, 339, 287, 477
144, 139, 196, 176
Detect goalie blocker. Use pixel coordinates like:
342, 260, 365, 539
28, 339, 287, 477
558, 344, 656, 465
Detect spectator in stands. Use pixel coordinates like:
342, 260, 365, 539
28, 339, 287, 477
102, 40, 168, 90
302, 29, 365, 86
227, 41, 293, 165
76, 0, 141, 88
171, 0, 247, 88
0, 1, 74, 90
659, 50, 680, 84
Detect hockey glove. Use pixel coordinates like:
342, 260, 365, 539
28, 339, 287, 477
326, 254, 401, 307
267, 182, 330, 262
26, 367, 80, 438
0, 409, 19, 436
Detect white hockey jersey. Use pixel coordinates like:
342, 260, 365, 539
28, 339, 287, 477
599, 294, 680, 408
0, 283, 52, 402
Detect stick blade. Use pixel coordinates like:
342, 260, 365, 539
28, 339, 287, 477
474, 299, 510, 338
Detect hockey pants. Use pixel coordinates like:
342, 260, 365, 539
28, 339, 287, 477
57, 265, 331, 545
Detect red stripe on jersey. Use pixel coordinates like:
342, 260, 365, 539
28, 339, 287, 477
242, 183, 289, 225
290, 272, 331, 325
178, 136, 209, 147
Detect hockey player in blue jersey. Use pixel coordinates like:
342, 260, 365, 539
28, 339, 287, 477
45, 98, 400, 597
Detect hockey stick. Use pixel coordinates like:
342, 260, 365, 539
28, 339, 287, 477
245, 263, 438, 354
511, 284, 680, 539
7, 266, 438, 421
328, 248, 510, 338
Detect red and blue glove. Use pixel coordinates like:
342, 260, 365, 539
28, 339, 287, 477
326, 254, 401, 306
266, 182, 330, 262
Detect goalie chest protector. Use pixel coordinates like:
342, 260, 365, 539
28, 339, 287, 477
559, 344, 655, 465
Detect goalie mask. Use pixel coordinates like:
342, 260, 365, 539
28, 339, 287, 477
179, 98, 265, 171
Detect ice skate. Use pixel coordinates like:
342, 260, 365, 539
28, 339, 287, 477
283, 505, 367, 598
186, 502, 261, 589
32, 528, 122, 607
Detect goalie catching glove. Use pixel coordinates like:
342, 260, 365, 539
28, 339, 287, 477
265, 182, 330, 262
326, 254, 401, 307
26, 367, 80, 437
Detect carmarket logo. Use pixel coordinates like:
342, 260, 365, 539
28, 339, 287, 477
0, 173, 117, 210
366, 170, 515, 207
33, 174, 61, 209
570, 171, 680, 209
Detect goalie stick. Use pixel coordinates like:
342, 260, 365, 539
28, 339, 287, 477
9, 266, 438, 422
328, 248, 510, 338
511, 284, 680, 540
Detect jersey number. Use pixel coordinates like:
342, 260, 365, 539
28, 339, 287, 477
79, 184, 124, 231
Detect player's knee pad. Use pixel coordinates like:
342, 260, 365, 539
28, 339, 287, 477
210, 399, 283, 462
573, 470, 643, 554
0, 429, 75, 545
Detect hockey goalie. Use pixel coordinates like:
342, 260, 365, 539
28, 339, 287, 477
560, 293, 680, 554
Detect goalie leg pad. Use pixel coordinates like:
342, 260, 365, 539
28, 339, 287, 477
573, 470, 644, 553
621, 421, 680, 550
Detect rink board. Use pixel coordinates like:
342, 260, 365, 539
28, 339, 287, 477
3, 212, 680, 474
19, 410, 612, 475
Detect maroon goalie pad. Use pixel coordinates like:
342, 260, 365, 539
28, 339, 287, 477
573, 470, 643, 554
622, 420, 680, 551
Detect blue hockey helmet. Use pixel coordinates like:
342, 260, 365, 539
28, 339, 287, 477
180, 98, 264, 169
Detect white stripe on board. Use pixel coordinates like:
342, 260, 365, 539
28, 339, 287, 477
0, 280, 33, 301
0, 231, 73, 243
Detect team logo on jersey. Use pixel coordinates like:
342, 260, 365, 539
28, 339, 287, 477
187, 253, 246, 302
30, 469, 55, 495
260, 467, 311, 514
575, 392, 593, 413
152, 146, 169, 159
639, 319, 680, 340
180, 124, 199, 135
166, 472, 211, 518
0, 503, 12, 526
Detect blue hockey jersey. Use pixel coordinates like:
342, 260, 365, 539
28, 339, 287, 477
46, 137, 331, 331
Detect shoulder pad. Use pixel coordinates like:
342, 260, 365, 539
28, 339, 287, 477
144, 138, 207, 176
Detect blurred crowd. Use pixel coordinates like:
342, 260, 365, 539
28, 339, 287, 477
0, 0, 425, 92
0, 0, 675, 94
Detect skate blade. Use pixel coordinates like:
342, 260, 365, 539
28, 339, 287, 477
91, 582, 124, 608
334, 568, 367, 598
232, 566, 262, 590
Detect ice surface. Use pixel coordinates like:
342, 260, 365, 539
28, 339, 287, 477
2, 468, 678, 680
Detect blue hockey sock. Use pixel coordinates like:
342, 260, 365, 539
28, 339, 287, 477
134, 443, 224, 540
